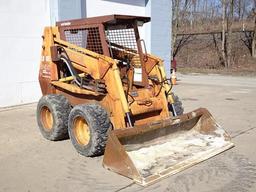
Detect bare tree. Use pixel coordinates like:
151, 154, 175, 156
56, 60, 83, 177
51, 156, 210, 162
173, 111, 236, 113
238, 0, 241, 19
240, 31, 253, 53
221, 0, 227, 67
173, 0, 255, 69
172, 0, 180, 58
213, 34, 225, 65
252, 9, 256, 58
173, 35, 193, 57
241, 2, 256, 58
226, 0, 234, 68
252, 1, 256, 58
172, 0, 192, 58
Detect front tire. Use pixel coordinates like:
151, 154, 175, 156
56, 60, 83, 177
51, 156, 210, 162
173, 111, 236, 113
68, 104, 111, 157
36, 94, 71, 141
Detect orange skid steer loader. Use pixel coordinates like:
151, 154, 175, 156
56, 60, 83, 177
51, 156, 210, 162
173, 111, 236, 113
37, 15, 234, 186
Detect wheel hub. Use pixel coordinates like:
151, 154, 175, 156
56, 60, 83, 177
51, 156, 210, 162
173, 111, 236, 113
73, 116, 90, 145
41, 106, 53, 130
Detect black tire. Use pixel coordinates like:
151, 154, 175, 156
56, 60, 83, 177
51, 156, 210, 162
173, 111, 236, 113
37, 94, 71, 141
169, 93, 184, 116
68, 104, 111, 157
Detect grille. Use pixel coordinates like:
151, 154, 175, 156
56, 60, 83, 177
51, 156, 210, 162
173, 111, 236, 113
106, 28, 141, 65
64, 27, 103, 54
106, 28, 138, 54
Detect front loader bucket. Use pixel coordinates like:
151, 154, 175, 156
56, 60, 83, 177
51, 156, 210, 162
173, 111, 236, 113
103, 108, 234, 186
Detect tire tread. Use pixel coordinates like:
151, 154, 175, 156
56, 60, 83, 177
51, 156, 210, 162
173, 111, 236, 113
68, 104, 111, 157
37, 94, 71, 141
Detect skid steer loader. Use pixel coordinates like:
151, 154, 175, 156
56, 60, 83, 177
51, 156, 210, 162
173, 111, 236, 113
37, 15, 234, 186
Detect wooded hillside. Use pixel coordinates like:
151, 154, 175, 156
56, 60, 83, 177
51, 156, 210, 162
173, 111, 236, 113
172, 0, 256, 73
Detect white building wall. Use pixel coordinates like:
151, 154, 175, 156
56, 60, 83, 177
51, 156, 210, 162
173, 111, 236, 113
86, 0, 145, 17
150, 0, 172, 77
0, 0, 172, 108
50, 0, 83, 25
0, 0, 51, 107
86, 0, 148, 43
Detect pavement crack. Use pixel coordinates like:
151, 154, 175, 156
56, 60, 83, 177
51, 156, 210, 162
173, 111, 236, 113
231, 127, 256, 139
114, 182, 136, 192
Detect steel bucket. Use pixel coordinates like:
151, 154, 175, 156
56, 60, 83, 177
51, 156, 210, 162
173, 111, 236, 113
103, 108, 234, 186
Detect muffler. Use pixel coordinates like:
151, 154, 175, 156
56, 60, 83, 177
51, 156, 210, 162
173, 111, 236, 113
103, 108, 234, 186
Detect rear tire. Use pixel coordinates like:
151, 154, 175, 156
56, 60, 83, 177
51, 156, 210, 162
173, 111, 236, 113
68, 104, 111, 157
36, 94, 71, 141
169, 93, 184, 116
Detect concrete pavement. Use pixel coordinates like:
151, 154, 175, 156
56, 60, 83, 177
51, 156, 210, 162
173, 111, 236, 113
0, 74, 256, 192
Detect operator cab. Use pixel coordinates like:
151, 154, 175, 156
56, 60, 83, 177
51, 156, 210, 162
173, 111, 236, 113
57, 15, 151, 88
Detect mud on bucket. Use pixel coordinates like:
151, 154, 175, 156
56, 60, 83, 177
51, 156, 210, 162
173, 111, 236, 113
103, 108, 234, 186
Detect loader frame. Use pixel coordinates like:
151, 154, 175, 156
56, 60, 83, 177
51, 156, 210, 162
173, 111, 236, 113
39, 15, 175, 129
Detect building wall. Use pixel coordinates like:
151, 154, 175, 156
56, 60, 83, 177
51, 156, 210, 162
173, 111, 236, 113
0, 0, 172, 107
50, 0, 84, 24
0, 0, 51, 107
85, 0, 147, 43
150, 0, 172, 77
86, 0, 146, 17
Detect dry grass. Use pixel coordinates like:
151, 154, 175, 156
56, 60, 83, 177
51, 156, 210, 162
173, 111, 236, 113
178, 67, 256, 77
175, 33, 256, 76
